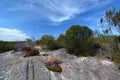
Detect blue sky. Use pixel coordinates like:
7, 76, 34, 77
0, 0, 120, 41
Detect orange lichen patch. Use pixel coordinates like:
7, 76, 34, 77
45, 56, 63, 73
49, 56, 63, 64
23, 49, 40, 58
45, 62, 62, 73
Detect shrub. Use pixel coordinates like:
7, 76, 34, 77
39, 35, 59, 50
0, 41, 15, 53
111, 36, 120, 68
94, 35, 120, 69
56, 34, 66, 48
65, 25, 99, 56
114, 36, 120, 51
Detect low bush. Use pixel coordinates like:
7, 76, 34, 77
39, 35, 59, 50
0, 41, 15, 53
64, 25, 100, 56
56, 34, 66, 48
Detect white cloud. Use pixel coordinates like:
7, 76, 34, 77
2, 0, 113, 23
41, 0, 112, 22
49, 15, 71, 23
0, 28, 30, 41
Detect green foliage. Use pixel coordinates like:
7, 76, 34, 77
113, 36, 120, 52
99, 8, 120, 68
114, 36, 120, 43
56, 34, 66, 48
0, 41, 16, 53
100, 8, 120, 33
95, 35, 120, 68
39, 35, 58, 50
64, 25, 98, 56
65, 25, 92, 39
112, 36, 120, 67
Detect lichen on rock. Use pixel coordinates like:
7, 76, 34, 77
45, 62, 62, 73
45, 56, 63, 73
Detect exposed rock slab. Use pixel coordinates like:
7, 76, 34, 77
0, 49, 120, 80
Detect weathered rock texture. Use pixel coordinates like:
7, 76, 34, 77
0, 49, 120, 80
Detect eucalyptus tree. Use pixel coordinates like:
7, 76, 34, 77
100, 8, 120, 34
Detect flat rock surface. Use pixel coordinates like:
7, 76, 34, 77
0, 49, 120, 80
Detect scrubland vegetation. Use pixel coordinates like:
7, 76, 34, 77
0, 41, 19, 53
0, 8, 120, 69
